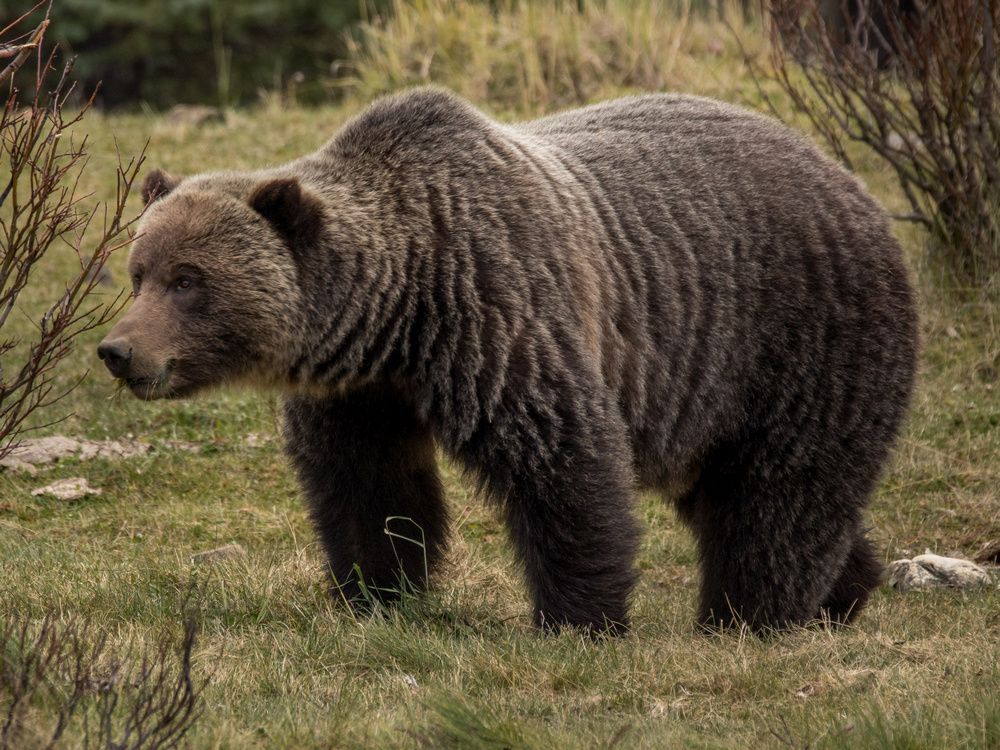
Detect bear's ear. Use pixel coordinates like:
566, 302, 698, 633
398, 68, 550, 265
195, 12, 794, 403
247, 178, 323, 247
141, 168, 181, 205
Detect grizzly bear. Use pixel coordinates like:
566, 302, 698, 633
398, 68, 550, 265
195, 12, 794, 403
98, 88, 918, 634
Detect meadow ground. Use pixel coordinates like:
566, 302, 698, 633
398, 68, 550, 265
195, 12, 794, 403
2, 10, 999, 748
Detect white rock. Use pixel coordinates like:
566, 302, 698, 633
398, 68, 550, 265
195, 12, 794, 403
31, 477, 102, 501
4, 436, 82, 470
886, 552, 992, 591
0, 436, 153, 471
77, 439, 152, 461
911, 553, 992, 587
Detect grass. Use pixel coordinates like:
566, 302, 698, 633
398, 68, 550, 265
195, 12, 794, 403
345, 0, 767, 116
2, 3, 999, 748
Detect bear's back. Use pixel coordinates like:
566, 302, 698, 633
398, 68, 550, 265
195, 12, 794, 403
514, 94, 915, 478
310, 90, 915, 479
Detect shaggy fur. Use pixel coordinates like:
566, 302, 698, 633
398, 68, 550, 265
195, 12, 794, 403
99, 88, 918, 634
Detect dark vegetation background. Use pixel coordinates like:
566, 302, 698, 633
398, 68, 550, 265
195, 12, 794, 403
3, 0, 760, 109
1, 0, 389, 108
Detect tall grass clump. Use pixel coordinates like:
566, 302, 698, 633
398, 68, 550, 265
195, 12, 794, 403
345, 0, 761, 116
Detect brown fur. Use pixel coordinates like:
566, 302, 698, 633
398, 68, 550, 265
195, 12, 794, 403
99, 88, 918, 633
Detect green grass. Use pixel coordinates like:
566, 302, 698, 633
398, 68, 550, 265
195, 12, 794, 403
2, 9, 999, 749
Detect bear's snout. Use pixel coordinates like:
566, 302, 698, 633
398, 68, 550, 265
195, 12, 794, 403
97, 339, 133, 378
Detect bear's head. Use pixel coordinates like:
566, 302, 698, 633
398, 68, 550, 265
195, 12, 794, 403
97, 168, 323, 399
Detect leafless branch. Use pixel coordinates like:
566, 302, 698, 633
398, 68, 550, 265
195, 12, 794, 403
0, 9, 144, 460
751, 0, 1000, 286
0, 615, 206, 749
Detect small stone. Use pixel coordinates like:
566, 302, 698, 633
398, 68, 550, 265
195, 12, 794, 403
795, 683, 817, 698
886, 553, 992, 591
402, 674, 419, 690
649, 697, 687, 718
945, 325, 960, 339
31, 477, 101, 501
190, 543, 246, 565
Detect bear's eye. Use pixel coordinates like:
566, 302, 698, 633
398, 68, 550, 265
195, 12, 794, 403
131, 273, 142, 295
173, 276, 194, 292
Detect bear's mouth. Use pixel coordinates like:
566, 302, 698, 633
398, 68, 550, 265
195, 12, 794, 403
123, 361, 177, 400
125, 375, 171, 400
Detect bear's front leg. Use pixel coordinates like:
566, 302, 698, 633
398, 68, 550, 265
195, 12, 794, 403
465, 394, 641, 634
283, 383, 448, 608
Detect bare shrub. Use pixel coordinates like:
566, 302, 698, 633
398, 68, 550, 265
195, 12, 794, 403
0, 3, 145, 459
0, 615, 205, 749
761, 0, 1000, 287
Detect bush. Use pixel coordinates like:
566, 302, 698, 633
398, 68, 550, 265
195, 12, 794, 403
1, 6, 142, 460
0, 615, 205, 749
764, 0, 1000, 287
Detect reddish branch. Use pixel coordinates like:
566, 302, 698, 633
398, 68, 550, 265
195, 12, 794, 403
0, 5, 145, 460
759, 0, 999, 285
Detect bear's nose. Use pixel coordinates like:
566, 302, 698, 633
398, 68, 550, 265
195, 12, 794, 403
97, 339, 133, 378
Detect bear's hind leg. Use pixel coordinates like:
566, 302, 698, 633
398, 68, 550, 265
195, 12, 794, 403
284, 383, 448, 608
819, 531, 883, 625
685, 448, 866, 632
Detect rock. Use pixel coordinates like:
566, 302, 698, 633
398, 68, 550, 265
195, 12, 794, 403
77, 439, 152, 461
886, 552, 992, 591
31, 477, 101, 501
3, 436, 82, 470
795, 683, 817, 698
0, 436, 187, 472
190, 543, 246, 565
164, 105, 225, 127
